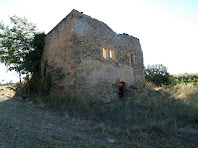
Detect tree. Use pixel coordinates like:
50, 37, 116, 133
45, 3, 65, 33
23, 32, 46, 94
145, 64, 172, 86
0, 15, 36, 82
23, 32, 45, 75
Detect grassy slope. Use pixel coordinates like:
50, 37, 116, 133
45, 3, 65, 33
0, 83, 198, 147
0, 85, 122, 148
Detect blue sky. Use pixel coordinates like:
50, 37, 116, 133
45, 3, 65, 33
0, 0, 198, 83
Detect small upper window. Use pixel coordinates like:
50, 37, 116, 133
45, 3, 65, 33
109, 49, 115, 60
103, 48, 108, 59
130, 54, 135, 66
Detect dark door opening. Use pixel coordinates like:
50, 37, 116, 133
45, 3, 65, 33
117, 82, 127, 98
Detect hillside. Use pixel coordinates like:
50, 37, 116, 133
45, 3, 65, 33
0, 84, 198, 147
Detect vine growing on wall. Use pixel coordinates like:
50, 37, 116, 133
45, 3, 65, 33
43, 60, 65, 90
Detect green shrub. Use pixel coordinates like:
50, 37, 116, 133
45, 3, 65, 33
145, 64, 172, 86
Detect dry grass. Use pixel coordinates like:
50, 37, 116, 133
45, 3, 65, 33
168, 83, 198, 99
0, 84, 15, 101
151, 120, 167, 133
95, 123, 105, 133
0, 86, 121, 148
83, 83, 198, 147
39, 93, 93, 111
1, 83, 198, 147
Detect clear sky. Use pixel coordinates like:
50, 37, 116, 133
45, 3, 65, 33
0, 0, 198, 83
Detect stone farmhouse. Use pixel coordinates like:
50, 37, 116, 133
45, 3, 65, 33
42, 9, 145, 100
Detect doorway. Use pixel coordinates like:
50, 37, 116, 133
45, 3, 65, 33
117, 82, 127, 98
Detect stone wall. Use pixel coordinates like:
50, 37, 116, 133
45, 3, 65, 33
42, 9, 145, 100
42, 13, 77, 91
72, 10, 145, 100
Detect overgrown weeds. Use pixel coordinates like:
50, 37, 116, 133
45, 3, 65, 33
3, 82, 198, 147
168, 83, 198, 100
40, 92, 93, 111
88, 83, 198, 146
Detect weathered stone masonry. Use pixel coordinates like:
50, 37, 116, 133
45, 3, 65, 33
42, 9, 145, 100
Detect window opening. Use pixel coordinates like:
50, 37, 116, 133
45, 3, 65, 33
103, 48, 108, 59
110, 49, 115, 60
130, 54, 135, 66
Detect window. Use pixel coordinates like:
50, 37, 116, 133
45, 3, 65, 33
103, 48, 115, 60
130, 54, 135, 66
103, 48, 108, 59
109, 49, 115, 60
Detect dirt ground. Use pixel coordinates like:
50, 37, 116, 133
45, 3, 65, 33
1, 84, 198, 148
0, 85, 125, 148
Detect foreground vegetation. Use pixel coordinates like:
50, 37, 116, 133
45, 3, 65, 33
4, 82, 195, 147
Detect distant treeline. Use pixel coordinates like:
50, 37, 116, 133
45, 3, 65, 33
145, 64, 198, 87
174, 73, 198, 87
